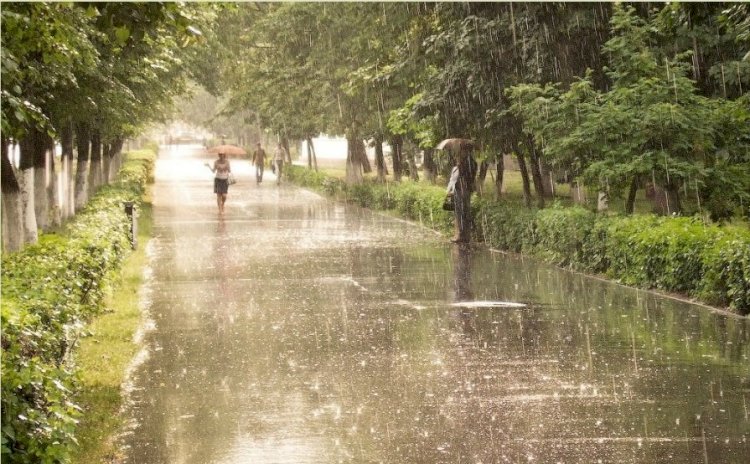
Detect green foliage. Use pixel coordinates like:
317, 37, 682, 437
602, 214, 666, 287
578, 216, 613, 274
1, 2, 218, 145
697, 229, 750, 312
601, 214, 748, 312
472, 198, 536, 253
1, 150, 154, 463
507, 4, 750, 219
532, 204, 597, 268
287, 166, 453, 233
0, 3, 99, 138
284, 165, 337, 193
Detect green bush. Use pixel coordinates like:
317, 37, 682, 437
1, 150, 155, 463
697, 229, 750, 312
286, 168, 749, 314
579, 215, 612, 274
603, 214, 665, 287
532, 204, 596, 268
474, 198, 536, 253
286, 165, 333, 192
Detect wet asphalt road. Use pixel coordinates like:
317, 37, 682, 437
120, 145, 749, 464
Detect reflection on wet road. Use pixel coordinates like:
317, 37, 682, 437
121, 145, 749, 463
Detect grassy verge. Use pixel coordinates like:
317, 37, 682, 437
71, 194, 153, 464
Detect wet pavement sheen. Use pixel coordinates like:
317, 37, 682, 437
121, 145, 749, 463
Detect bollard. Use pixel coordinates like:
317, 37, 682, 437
123, 201, 138, 250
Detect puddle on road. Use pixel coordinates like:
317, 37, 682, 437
120, 145, 750, 464
449, 300, 528, 309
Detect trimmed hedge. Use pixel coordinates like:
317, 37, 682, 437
1, 149, 155, 463
287, 165, 750, 314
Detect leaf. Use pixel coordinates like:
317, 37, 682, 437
115, 26, 130, 45
85, 5, 100, 18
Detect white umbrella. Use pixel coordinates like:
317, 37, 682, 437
436, 138, 477, 151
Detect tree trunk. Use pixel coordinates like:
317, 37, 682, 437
281, 136, 292, 163
525, 135, 546, 208
423, 148, 437, 184
515, 146, 532, 208
60, 122, 75, 219
390, 135, 403, 182
571, 181, 588, 206
46, 135, 61, 229
597, 191, 609, 212
74, 122, 91, 209
374, 136, 387, 182
88, 129, 102, 197
1, 136, 24, 252
18, 133, 39, 245
452, 145, 477, 243
306, 136, 313, 169
103, 143, 113, 184
32, 128, 50, 231
495, 155, 505, 199
306, 136, 318, 171
358, 139, 372, 174
625, 175, 639, 215
539, 159, 555, 198
109, 138, 124, 182
665, 182, 682, 215
476, 160, 489, 196
407, 146, 419, 181
345, 134, 364, 185
311, 139, 318, 171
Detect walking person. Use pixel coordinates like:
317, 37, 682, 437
205, 151, 232, 214
252, 142, 266, 184
441, 139, 478, 243
273, 143, 285, 185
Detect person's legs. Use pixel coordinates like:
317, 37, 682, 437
276, 161, 283, 185
220, 194, 227, 213
452, 189, 472, 242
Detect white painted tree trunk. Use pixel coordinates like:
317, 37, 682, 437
88, 159, 102, 198
19, 167, 38, 245
1, 190, 24, 253
34, 153, 49, 231
103, 152, 113, 183
74, 160, 89, 210
112, 151, 122, 178
64, 155, 75, 219
48, 151, 62, 228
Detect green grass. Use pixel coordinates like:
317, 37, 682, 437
71, 195, 153, 464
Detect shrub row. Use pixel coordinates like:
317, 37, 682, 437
287, 166, 750, 314
1, 149, 155, 464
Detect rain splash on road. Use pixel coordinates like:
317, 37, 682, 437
119, 144, 749, 463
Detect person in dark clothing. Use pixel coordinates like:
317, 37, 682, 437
447, 140, 478, 243
252, 143, 266, 184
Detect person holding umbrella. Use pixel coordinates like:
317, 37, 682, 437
438, 138, 478, 243
205, 151, 232, 214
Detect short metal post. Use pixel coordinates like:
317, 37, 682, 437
123, 201, 137, 250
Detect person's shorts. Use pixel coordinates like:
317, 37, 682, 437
214, 178, 229, 194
